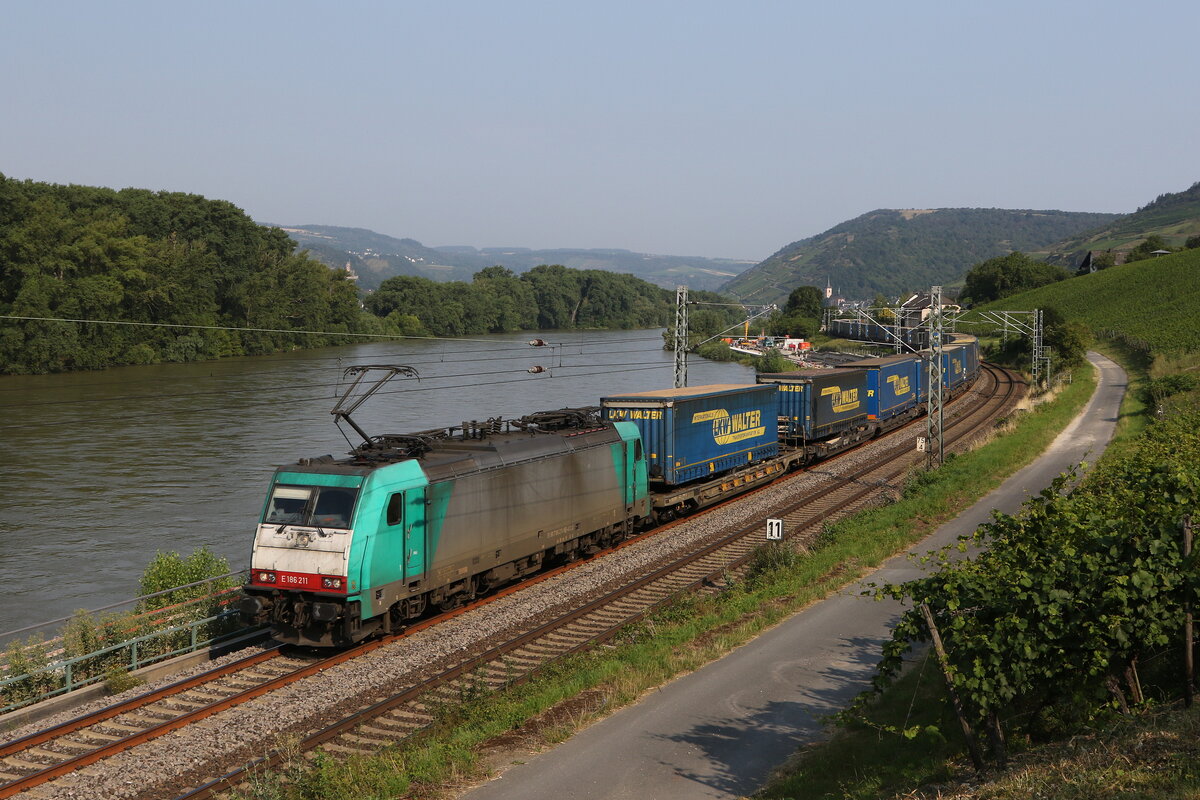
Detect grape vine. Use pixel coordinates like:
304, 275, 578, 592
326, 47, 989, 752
871, 409, 1200, 751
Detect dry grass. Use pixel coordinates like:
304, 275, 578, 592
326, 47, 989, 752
890, 704, 1200, 800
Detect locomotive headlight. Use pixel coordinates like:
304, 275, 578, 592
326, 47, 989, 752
322, 577, 343, 589
257, 571, 277, 583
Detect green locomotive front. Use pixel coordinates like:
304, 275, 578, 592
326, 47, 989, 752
241, 414, 649, 646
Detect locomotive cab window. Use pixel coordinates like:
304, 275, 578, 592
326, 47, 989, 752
266, 486, 310, 524
264, 484, 358, 530
386, 493, 404, 526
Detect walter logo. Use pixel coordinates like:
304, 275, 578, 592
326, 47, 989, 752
692, 408, 765, 445
820, 385, 860, 413
887, 374, 912, 395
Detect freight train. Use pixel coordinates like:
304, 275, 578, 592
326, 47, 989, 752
241, 338, 979, 646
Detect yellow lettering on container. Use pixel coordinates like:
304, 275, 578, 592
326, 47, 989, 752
820, 385, 860, 413
696, 408, 766, 445
607, 409, 663, 420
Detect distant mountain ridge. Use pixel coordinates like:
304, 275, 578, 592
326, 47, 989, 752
721, 208, 1122, 305
1041, 180, 1200, 266
276, 224, 754, 292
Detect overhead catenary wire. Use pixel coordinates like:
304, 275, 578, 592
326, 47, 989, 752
0, 361, 690, 431
0, 315, 674, 392
0, 314, 566, 345
0, 346, 648, 394
0, 314, 672, 349
2, 358, 679, 410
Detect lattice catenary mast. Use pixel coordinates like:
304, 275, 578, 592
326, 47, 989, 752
925, 286, 946, 468
674, 285, 689, 389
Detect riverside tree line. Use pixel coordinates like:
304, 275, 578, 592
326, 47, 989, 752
0, 176, 732, 375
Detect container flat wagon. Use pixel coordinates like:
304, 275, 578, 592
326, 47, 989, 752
835, 354, 924, 424
601, 384, 803, 519
600, 384, 779, 486
755, 368, 874, 460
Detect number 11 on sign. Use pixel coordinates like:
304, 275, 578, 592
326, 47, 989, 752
766, 518, 783, 540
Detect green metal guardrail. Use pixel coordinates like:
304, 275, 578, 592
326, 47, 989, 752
0, 572, 262, 714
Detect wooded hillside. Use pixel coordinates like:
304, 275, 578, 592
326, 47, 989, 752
283, 224, 753, 292
0, 175, 374, 374
722, 208, 1121, 304
1043, 179, 1200, 266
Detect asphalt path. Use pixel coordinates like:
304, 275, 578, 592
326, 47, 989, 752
461, 352, 1127, 800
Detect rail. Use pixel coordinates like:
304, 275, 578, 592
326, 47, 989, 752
0, 573, 252, 714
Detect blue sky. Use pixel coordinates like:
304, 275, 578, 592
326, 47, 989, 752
3, 1, 1197, 260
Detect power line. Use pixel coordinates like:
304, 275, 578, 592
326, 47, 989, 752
0, 314, 542, 345
1, 357, 676, 410
0, 315, 673, 392
0, 362, 679, 431
0, 347, 658, 398
0, 314, 672, 349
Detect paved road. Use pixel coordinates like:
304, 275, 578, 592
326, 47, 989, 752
462, 353, 1127, 800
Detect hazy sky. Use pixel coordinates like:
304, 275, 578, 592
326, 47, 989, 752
3, 1, 1197, 260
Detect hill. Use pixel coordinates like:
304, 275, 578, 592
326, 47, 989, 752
977, 246, 1200, 355
721, 208, 1121, 305
1042, 179, 1200, 267
0, 176, 371, 374
279, 224, 754, 292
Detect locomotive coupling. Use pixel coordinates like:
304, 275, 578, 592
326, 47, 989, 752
311, 602, 341, 622
240, 594, 272, 623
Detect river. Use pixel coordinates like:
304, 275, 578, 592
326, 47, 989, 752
0, 330, 756, 634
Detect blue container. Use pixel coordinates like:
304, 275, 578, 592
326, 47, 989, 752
942, 343, 969, 390
836, 355, 922, 421
958, 336, 980, 379
756, 369, 869, 440
600, 384, 778, 485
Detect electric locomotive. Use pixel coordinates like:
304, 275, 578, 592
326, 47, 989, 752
241, 406, 649, 646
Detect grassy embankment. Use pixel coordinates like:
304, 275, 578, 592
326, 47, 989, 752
759, 249, 1200, 800
233, 362, 1098, 800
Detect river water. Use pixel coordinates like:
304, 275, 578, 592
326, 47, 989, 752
0, 330, 756, 634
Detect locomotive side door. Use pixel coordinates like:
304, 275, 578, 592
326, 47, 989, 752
402, 489, 427, 581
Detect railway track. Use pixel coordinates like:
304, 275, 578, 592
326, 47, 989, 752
177, 364, 1022, 799
0, 365, 1022, 800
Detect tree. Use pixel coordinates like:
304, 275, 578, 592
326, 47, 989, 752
0, 175, 371, 373
1124, 234, 1171, 264
872, 292, 896, 322
471, 266, 537, 332
783, 285, 824, 318
960, 252, 1070, 305
1185, 234, 1200, 250
765, 311, 818, 339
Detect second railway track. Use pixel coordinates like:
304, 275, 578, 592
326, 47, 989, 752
1, 364, 1023, 800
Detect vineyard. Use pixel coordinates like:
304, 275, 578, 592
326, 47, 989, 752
870, 406, 1199, 767
975, 247, 1200, 356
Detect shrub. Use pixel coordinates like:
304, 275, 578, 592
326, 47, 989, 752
104, 665, 145, 694
744, 542, 803, 584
